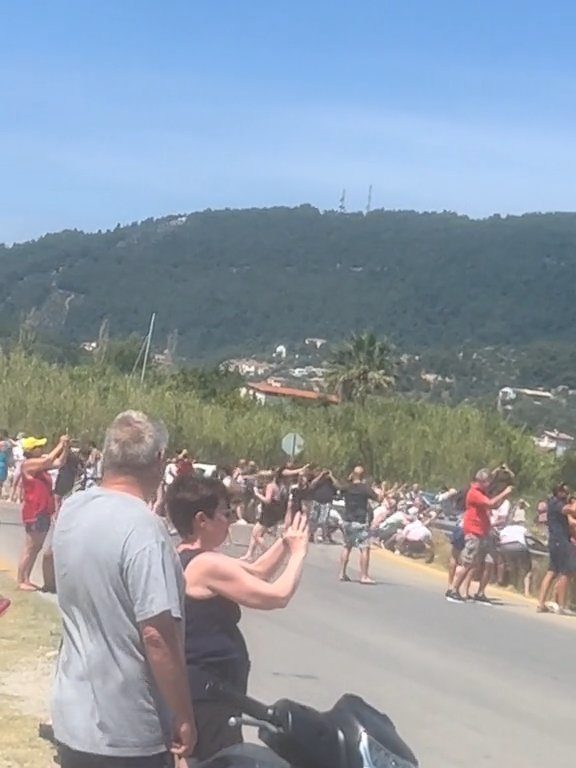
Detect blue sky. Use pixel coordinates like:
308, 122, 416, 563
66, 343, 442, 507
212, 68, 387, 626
3, 0, 576, 243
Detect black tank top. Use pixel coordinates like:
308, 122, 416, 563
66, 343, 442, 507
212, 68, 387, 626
179, 549, 250, 699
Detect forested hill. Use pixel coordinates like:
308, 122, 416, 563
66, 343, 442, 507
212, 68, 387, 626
2, 206, 576, 359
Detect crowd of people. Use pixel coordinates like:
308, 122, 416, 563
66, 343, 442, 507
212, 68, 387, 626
1, 430, 561, 602
1, 432, 571, 607
151, 455, 442, 585
2, 414, 576, 764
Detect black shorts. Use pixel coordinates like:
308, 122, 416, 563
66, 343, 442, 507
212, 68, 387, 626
258, 504, 285, 529
192, 698, 243, 761
403, 540, 427, 555
24, 513, 51, 534
548, 539, 574, 576
58, 744, 173, 768
186, 659, 249, 761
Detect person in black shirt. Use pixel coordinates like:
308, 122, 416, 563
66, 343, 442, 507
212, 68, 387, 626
309, 469, 338, 543
54, 450, 80, 512
168, 474, 309, 761
537, 484, 576, 615
287, 471, 315, 525
338, 466, 382, 584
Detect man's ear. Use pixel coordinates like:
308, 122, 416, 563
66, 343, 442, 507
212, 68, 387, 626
195, 511, 208, 527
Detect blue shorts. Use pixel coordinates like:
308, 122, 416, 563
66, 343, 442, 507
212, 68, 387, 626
451, 526, 465, 551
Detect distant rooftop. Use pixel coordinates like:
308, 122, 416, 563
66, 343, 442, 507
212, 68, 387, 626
246, 380, 339, 404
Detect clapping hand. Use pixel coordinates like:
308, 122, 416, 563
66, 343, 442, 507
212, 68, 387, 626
283, 511, 309, 557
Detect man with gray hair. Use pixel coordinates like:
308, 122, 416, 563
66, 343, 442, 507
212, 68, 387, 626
52, 411, 196, 767
446, 468, 513, 605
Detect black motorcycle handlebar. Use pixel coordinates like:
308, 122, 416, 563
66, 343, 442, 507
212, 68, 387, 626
205, 682, 278, 726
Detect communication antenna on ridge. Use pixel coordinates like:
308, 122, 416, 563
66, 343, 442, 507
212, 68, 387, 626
338, 188, 347, 214
366, 184, 373, 215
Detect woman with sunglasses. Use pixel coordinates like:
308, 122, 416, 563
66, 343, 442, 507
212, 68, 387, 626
166, 474, 309, 762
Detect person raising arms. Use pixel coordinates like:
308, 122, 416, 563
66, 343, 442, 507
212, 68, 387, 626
446, 468, 513, 605
167, 474, 308, 762
337, 466, 383, 584
241, 464, 307, 561
17, 435, 70, 591
537, 484, 576, 615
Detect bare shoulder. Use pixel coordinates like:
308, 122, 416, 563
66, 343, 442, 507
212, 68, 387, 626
183, 550, 239, 576
183, 551, 243, 597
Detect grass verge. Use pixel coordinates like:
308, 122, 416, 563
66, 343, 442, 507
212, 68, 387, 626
0, 569, 60, 768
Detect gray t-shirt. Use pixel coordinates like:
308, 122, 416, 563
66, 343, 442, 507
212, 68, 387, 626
51, 486, 184, 757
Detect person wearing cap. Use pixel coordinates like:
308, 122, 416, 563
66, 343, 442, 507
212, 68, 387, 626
499, 504, 533, 598
17, 434, 69, 591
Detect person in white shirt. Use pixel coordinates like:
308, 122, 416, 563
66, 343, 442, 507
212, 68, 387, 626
152, 456, 179, 517
403, 518, 433, 544
371, 506, 408, 547
395, 515, 435, 563
9, 433, 25, 502
164, 458, 178, 487
491, 498, 512, 530
436, 487, 458, 518
499, 507, 532, 598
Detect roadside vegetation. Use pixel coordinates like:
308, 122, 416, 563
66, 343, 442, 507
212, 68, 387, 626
0, 348, 556, 493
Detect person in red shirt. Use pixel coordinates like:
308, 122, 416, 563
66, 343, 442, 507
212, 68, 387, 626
17, 435, 70, 591
446, 468, 513, 605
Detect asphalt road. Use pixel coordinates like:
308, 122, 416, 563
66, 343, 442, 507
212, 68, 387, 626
1, 502, 574, 768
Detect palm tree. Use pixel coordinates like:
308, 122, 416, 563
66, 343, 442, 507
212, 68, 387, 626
326, 332, 397, 403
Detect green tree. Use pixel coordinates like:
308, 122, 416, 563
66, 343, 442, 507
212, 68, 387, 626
167, 366, 244, 404
326, 332, 397, 403
100, 335, 146, 375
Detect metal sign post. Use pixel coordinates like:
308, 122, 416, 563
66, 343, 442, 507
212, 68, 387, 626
281, 432, 305, 461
